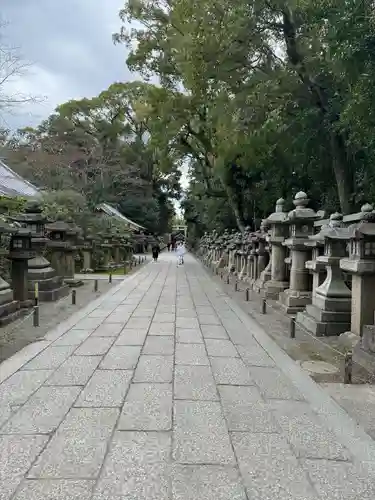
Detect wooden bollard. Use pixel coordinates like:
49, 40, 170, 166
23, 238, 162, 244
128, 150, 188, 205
245, 288, 249, 301
72, 289, 76, 305
94, 279, 98, 292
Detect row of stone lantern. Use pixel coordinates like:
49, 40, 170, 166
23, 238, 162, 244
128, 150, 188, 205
0, 200, 137, 326
199, 192, 375, 371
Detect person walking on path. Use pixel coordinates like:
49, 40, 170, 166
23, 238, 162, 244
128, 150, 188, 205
151, 241, 161, 262
176, 241, 186, 265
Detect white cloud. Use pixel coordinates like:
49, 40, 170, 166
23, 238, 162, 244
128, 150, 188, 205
0, 0, 130, 128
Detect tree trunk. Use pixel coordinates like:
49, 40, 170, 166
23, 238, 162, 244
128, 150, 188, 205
330, 131, 352, 214
281, 7, 353, 213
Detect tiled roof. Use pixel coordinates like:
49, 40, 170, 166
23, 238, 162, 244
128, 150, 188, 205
0, 159, 40, 198
96, 203, 145, 231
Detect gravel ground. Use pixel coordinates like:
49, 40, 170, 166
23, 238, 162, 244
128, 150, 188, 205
0, 280, 116, 363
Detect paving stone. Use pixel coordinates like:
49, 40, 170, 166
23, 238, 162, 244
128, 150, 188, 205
205, 339, 238, 357
29, 408, 118, 479
99, 345, 141, 370
172, 465, 247, 500
115, 329, 147, 346
1, 386, 81, 434
211, 357, 253, 385
92, 323, 124, 337
148, 322, 175, 336
249, 366, 304, 400
118, 383, 172, 430
53, 329, 92, 345
74, 317, 103, 330
237, 344, 276, 367
0, 370, 52, 406
75, 370, 133, 407
74, 336, 114, 356
142, 336, 174, 355
176, 328, 203, 343
231, 432, 317, 500
133, 355, 173, 383
103, 314, 130, 325
21, 346, 76, 371
175, 343, 209, 365
13, 479, 95, 500
0, 435, 48, 500
173, 400, 235, 465
132, 309, 155, 318
271, 400, 351, 460
198, 314, 221, 325
227, 329, 259, 346
201, 324, 229, 339
176, 309, 197, 318
196, 306, 215, 315
174, 365, 218, 401
302, 459, 375, 500
219, 385, 279, 433
93, 431, 171, 500
176, 317, 199, 329
126, 317, 152, 330
0, 406, 13, 428
153, 313, 175, 323
45, 356, 101, 386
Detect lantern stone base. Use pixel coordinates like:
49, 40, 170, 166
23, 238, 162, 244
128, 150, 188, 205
278, 289, 312, 315
263, 280, 289, 300
354, 341, 375, 374
64, 278, 84, 288
296, 304, 351, 337
27, 265, 70, 302
0, 297, 23, 326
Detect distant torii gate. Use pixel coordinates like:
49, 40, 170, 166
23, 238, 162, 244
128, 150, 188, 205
172, 224, 187, 240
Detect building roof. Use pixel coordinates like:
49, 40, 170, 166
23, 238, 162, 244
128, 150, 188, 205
0, 159, 40, 198
96, 203, 146, 231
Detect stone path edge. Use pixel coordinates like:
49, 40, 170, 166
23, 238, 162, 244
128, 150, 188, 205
0, 266, 149, 385
197, 259, 375, 465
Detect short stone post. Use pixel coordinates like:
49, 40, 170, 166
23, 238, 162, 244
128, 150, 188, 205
264, 198, 289, 299
279, 192, 319, 314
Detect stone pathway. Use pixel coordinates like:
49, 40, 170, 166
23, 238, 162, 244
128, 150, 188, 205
1, 252, 375, 499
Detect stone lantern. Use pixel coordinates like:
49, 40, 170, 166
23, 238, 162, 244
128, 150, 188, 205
10, 201, 69, 301
99, 229, 113, 270
264, 198, 289, 299
0, 220, 21, 325
81, 230, 94, 272
278, 192, 319, 314
46, 220, 83, 287
340, 211, 375, 344
296, 213, 351, 336
254, 220, 271, 292
8, 228, 35, 308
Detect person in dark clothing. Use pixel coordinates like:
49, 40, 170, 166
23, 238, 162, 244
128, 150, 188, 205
167, 242, 171, 252
152, 241, 161, 261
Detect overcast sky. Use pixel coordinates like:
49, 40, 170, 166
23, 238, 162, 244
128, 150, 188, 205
0, 0, 189, 194
1, 0, 131, 130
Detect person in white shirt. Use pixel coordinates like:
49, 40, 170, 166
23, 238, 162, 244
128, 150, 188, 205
176, 241, 186, 265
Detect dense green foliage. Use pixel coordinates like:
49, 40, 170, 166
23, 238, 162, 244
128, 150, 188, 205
111, 0, 375, 243
0, 82, 181, 234
3, 1, 375, 244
